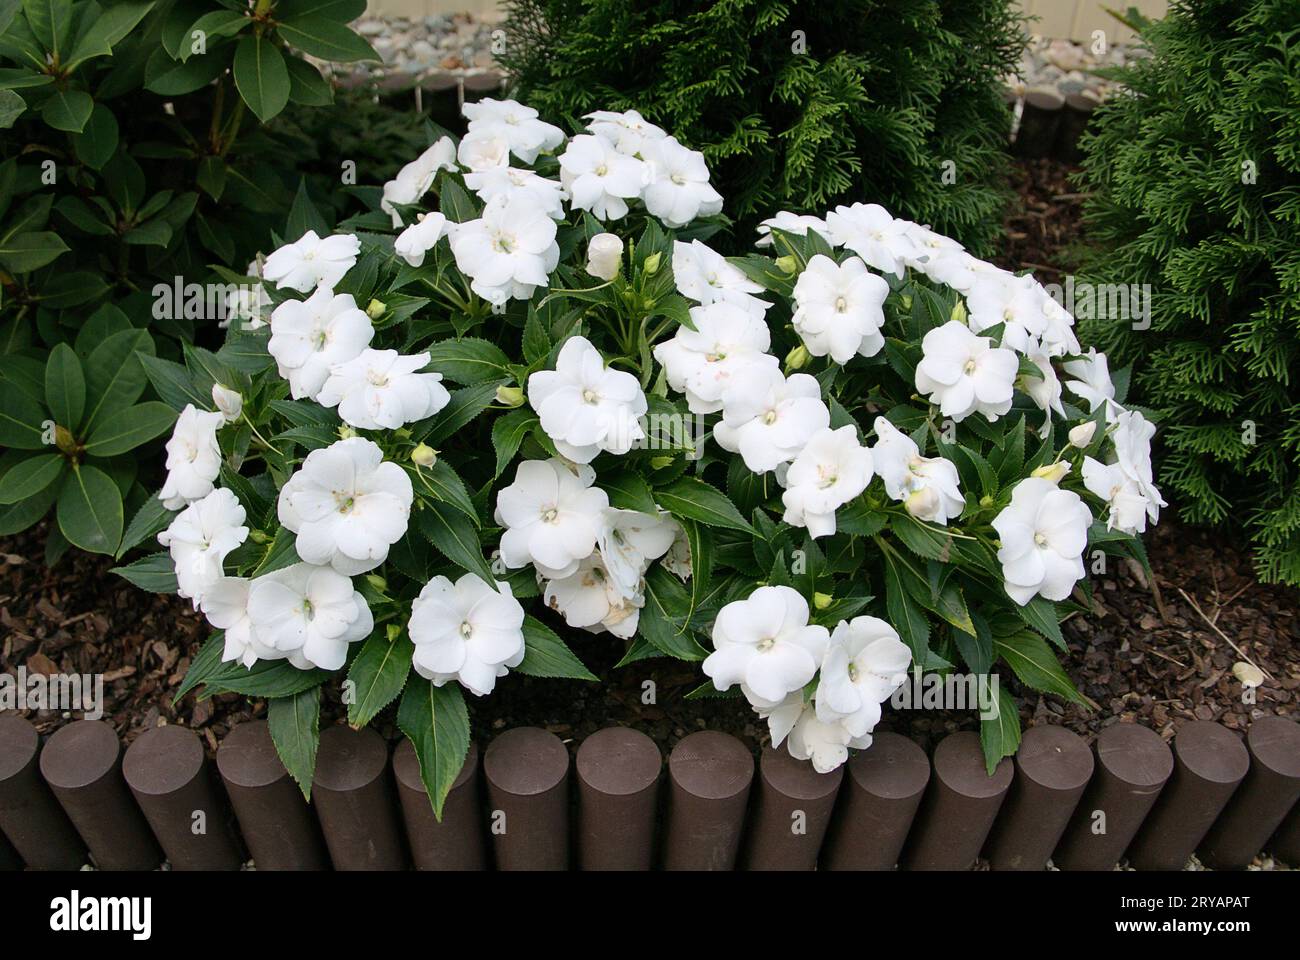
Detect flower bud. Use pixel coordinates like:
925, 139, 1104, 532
950, 300, 968, 324
1031, 461, 1071, 485
774, 255, 797, 274
496, 385, 525, 408
585, 232, 623, 282
979, 494, 994, 509
650, 455, 674, 470
642, 251, 662, 275
212, 383, 242, 423
904, 486, 941, 521
366, 299, 386, 320
1068, 421, 1097, 449
338, 425, 357, 440
813, 592, 833, 610
785, 343, 811, 371
365, 573, 389, 594
249, 529, 270, 544
410, 443, 437, 467
900, 294, 912, 311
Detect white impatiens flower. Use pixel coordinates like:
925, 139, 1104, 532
641, 137, 723, 227
158, 404, 225, 510
662, 521, 692, 580
450, 193, 560, 304
652, 300, 778, 414
871, 417, 964, 524
456, 129, 511, 171
246, 563, 373, 671
915, 320, 1019, 422
584, 109, 668, 156
1110, 409, 1166, 523
824, 203, 919, 279
211, 383, 242, 424
759, 692, 860, 774
755, 211, 830, 248
261, 231, 360, 294
277, 438, 414, 576
965, 272, 1052, 354
558, 134, 647, 221
596, 508, 677, 599
408, 573, 526, 697
671, 240, 770, 314
221, 259, 271, 330
1020, 351, 1066, 436
157, 487, 248, 607
462, 166, 566, 220
316, 349, 450, 430
201, 578, 282, 669
902, 222, 965, 271
780, 426, 874, 538
992, 476, 1093, 605
267, 287, 374, 400
1063, 347, 1122, 422
495, 458, 609, 579
462, 98, 565, 165
814, 617, 912, 738
791, 254, 890, 364
544, 555, 644, 639
381, 136, 457, 227
528, 335, 647, 463
394, 212, 449, 268
585, 232, 624, 281
920, 249, 1007, 295
714, 366, 830, 474
703, 586, 830, 705
1082, 457, 1152, 535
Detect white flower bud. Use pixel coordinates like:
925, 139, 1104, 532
211, 383, 242, 423
1068, 421, 1097, 448
585, 232, 624, 281
1031, 461, 1071, 485
410, 443, 437, 467
904, 486, 942, 521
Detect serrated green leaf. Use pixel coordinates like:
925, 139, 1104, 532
346, 629, 412, 728
268, 686, 320, 800
396, 676, 469, 820
517, 615, 597, 680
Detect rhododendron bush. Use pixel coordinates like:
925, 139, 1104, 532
113, 100, 1164, 811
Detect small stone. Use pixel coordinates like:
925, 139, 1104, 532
1232, 661, 1265, 688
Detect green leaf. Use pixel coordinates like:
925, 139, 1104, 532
23, 0, 73, 59
979, 684, 1021, 776
0, 230, 67, 272
285, 176, 329, 238
424, 338, 510, 384
0, 453, 63, 504
83, 401, 176, 456
268, 686, 320, 800
415, 499, 496, 584
176, 9, 247, 61
883, 549, 930, 664
63, 0, 154, 69
83, 329, 154, 433
202, 658, 331, 698
43, 342, 83, 432
250, 525, 300, 577
396, 677, 469, 820
117, 496, 174, 558
654, 476, 752, 533
599, 469, 658, 513
995, 631, 1086, 705
138, 353, 208, 412
516, 615, 598, 680
233, 34, 289, 123
836, 497, 887, 536
285, 55, 332, 105
490, 408, 537, 478
40, 88, 92, 132
1015, 596, 1066, 650
0, 88, 25, 128
173, 633, 225, 703
421, 459, 478, 522
638, 564, 707, 660
277, 16, 378, 62
416, 380, 501, 446
110, 551, 177, 592
71, 102, 118, 170
346, 628, 413, 728
275, 0, 365, 20
57, 463, 122, 554
144, 43, 229, 96
683, 517, 714, 621
0, 388, 46, 448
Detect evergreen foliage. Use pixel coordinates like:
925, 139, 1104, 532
499, 0, 1022, 255
1076, 0, 1300, 585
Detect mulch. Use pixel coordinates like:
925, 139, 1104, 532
1, 159, 1296, 766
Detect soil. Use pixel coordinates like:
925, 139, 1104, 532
1, 159, 1297, 774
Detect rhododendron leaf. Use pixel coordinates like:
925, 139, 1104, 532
347, 629, 413, 729
42, 342, 83, 432
269, 686, 320, 800
233, 34, 289, 124
84, 401, 176, 456
57, 463, 122, 554
517, 616, 597, 681
654, 476, 752, 534
995, 631, 1087, 705
275, 17, 377, 63
0, 453, 62, 505
82, 329, 153, 434
979, 684, 1020, 776
397, 677, 469, 820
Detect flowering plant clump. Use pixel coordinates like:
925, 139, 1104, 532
114, 99, 1163, 808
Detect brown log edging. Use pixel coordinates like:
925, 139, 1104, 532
0, 713, 1295, 871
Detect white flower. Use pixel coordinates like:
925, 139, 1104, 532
409, 573, 526, 697
585, 232, 624, 281
267, 287, 374, 400
201, 578, 282, 669
1069, 421, 1098, 448
662, 521, 692, 580
641, 136, 723, 227
495, 458, 609, 578
791, 254, 890, 364
780, 426, 874, 538
450, 193, 559, 304
714, 366, 830, 474
462, 98, 565, 164
456, 129, 511, 171
316, 349, 450, 431
544, 555, 643, 638
1110, 409, 1166, 523
394, 212, 448, 268
703, 585, 830, 705
915, 320, 1019, 422
671, 240, 769, 314
584, 109, 667, 156
462, 166, 566, 220
966, 272, 1049, 353
221, 260, 271, 329
1082, 458, 1151, 535
277, 437, 413, 576
381, 136, 457, 227
920, 250, 1006, 295
755, 211, 829, 248
992, 477, 1092, 605
652, 300, 778, 414
528, 335, 647, 463
871, 417, 964, 524
211, 383, 242, 424
757, 692, 857, 773
824, 203, 919, 279
157, 487, 247, 607
814, 617, 912, 738
596, 508, 677, 599
1063, 348, 1122, 422
158, 405, 225, 510
902, 222, 965, 270
558, 134, 647, 221
261, 231, 360, 294
246, 563, 373, 671
1020, 351, 1066, 436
